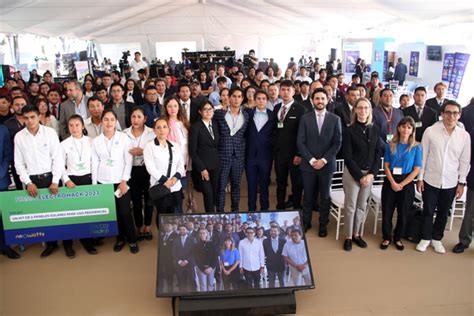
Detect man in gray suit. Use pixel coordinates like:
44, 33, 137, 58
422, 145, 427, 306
59, 80, 90, 139
297, 88, 342, 236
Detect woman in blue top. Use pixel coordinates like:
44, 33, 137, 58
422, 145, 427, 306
381, 117, 422, 250
219, 237, 240, 290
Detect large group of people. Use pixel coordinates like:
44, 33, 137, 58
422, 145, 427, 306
0, 49, 473, 264
157, 214, 311, 293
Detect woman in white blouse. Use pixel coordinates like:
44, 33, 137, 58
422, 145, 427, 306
143, 118, 184, 215
162, 97, 192, 212
91, 109, 138, 254
123, 107, 155, 241
61, 114, 97, 256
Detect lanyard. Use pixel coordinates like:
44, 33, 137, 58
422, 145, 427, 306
132, 128, 144, 148
72, 137, 84, 162
381, 107, 393, 134
104, 133, 116, 159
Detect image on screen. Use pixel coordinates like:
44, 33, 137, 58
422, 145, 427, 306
156, 211, 315, 297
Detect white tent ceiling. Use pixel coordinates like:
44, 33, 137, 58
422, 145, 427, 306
0, 0, 473, 40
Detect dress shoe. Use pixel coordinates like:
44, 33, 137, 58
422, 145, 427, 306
144, 232, 153, 241
394, 240, 404, 251
129, 243, 139, 254
113, 241, 125, 252
40, 244, 58, 258
416, 239, 431, 252
64, 247, 76, 259
137, 232, 145, 241
343, 239, 352, 251
353, 236, 368, 248
380, 240, 391, 250
283, 200, 294, 209
431, 240, 446, 254
453, 242, 468, 254
2, 248, 21, 259
303, 223, 312, 233
85, 246, 98, 255
318, 226, 328, 238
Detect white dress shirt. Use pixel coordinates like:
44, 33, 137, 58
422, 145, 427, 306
14, 125, 64, 185
282, 239, 308, 265
61, 135, 93, 183
91, 132, 133, 184
123, 126, 155, 166
253, 108, 268, 132
419, 122, 471, 189
225, 107, 245, 136
238, 238, 265, 271
130, 59, 148, 81
295, 75, 313, 83
143, 140, 184, 193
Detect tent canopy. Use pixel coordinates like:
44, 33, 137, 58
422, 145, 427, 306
1, 0, 473, 40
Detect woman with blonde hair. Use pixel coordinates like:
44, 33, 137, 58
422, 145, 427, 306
342, 97, 383, 251
381, 116, 422, 250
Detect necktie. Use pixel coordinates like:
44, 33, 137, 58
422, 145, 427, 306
208, 123, 214, 139
280, 105, 287, 121
52, 105, 57, 118
152, 104, 158, 117
417, 106, 422, 117
181, 236, 185, 247
317, 113, 324, 133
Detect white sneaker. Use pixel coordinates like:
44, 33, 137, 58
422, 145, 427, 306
431, 240, 446, 254
416, 239, 431, 252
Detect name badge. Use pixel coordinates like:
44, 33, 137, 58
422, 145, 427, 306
393, 167, 403, 175
289, 116, 296, 119
224, 262, 229, 267
415, 121, 423, 128
277, 122, 284, 129
386, 134, 393, 142
106, 158, 114, 167
76, 162, 86, 171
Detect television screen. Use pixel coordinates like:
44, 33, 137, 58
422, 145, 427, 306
156, 211, 315, 297
426, 46, 442, 61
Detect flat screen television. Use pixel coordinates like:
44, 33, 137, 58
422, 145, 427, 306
426, 46, 442, 61
156, 210, 315, 297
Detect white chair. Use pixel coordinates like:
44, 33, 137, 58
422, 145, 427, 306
449, 190, 467, 231
368, 159, 385, 235
330, 159, 345, 240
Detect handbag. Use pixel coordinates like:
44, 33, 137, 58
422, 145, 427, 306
149, 141, 173, 201
405, 204, 424, 243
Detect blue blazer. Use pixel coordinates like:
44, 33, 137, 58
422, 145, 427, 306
245, 108, 276, 165
214, 108, 250, 160
0, 125, 12, 190
297, 111, 342, 174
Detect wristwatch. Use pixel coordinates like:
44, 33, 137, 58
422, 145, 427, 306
458, 182, 466, 187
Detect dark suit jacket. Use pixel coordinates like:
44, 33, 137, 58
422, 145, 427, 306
187, 98, 205, 125
273, 101, 307, 160
294, 95, 312, 112
334, 101, 352, 128
245, 108, 276, 166
214, 108, 249, 160
297, 111, 342, 174
159, 231, 179, 272
262, 238, 286, 272
403, 105, 438, 142
426, 97, 449, 116
460, 103, 474, 134
189, 120, 220, 172
59, 97, 90, 139
172, 235, 195, 267
334, 89, 345, 104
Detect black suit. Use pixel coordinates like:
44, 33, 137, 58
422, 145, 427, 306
425, 97, 448, 116
172, 235, 196, 292
262, 238, 287, 287
334, 101, 352, 128
402, 105, 438, 142
460, 102, 474, 134
294, 95, 312, 112
297, 110, 342, 229
273, 101, 307, 209
189, 120, 220, 213
158, 231, 178, 293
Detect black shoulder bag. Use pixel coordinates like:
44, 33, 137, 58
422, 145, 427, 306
149, 141, 173, 201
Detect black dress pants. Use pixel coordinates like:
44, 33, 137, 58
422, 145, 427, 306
274, 156, 303, 208
129, 166, 153, 227
194, 169, 218, 213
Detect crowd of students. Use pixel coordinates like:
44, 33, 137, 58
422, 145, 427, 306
0, 50, 473, 262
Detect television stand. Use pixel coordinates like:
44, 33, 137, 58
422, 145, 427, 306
172, 290, 297, 315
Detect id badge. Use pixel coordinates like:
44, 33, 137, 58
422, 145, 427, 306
76, 162, 86, 171
393, 167, 403, 175
386, 134, 393, 142
277, 122, 284, 129
106, 158, 114, 167
224, 262, 229, 267
415, 121, 422, 128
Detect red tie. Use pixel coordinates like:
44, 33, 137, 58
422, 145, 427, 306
280, 105, 287, 121
52, 105, 57, 118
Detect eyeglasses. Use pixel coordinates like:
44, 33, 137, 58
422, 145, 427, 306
443, 110, 460, 116
202, 108, 214, 112
146, 93, 158, 96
